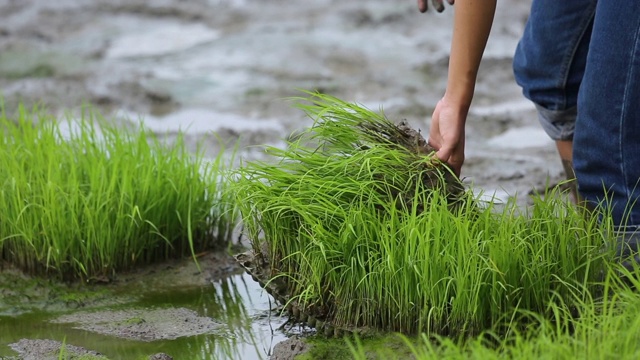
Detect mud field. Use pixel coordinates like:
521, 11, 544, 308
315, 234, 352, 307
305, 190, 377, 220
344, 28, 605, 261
0, 0, 552, 201
0, 0, 563, 359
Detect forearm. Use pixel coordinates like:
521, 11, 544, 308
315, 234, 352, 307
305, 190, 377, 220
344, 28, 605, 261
444, 0, 497, 111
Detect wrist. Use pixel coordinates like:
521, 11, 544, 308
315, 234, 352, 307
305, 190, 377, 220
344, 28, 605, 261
444, 74, 476, 107
441, 90, 472, 115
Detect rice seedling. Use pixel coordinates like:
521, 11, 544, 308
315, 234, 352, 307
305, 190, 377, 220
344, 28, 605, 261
349, 269, 640, 360
0, 103, 235, 280
231, 92, 609, 336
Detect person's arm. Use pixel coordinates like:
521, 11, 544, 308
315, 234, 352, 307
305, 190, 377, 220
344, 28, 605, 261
428, 0, 496, 176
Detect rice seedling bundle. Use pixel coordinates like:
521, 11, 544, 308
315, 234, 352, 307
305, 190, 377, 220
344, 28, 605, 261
233, 93, 606, 336
0, 104, 234, 280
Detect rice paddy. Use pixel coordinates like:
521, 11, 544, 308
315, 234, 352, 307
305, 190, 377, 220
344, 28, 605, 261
0, 103, 235, 281
217, 92, 640, 360
2, 93, 637, 359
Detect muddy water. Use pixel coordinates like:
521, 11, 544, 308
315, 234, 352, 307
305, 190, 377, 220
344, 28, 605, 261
0, 0, 565, 358
0, 256, 289, 360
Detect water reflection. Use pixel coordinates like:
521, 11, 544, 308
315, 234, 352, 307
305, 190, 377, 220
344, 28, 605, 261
209, 273, 289, 359
0, 273, 288, 360
134, 273, 289, 360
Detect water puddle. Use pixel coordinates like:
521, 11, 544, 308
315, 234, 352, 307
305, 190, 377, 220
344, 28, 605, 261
135, 108, 284, 135
487, 126, 553, 149
105, 22, 221, 59
0, 273, 288, 360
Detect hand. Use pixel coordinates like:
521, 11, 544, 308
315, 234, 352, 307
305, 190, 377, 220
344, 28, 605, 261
428, 97, 467, 177
417, 0, 454, 13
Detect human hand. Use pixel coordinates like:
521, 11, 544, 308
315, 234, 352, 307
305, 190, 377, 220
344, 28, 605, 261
428, 97, 467, 176
417, 0, 454, 13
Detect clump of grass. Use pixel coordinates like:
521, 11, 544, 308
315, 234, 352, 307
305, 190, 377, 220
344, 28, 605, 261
232, 92, 608, 335
349, 272, 640, 360
0, 103, 235, 280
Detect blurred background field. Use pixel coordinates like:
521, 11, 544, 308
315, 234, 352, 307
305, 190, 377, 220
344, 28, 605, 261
0, 0, 551, 206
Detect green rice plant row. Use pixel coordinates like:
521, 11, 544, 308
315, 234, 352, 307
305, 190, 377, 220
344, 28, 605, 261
232, 92, 608, 335
0, 104, 235, 280
350, 276, 640, 360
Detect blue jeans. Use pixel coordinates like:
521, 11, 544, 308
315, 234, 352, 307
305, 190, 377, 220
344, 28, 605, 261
513, 0, 640, 229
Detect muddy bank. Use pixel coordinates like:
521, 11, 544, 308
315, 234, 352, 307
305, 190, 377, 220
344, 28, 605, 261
0, 252, 238, 316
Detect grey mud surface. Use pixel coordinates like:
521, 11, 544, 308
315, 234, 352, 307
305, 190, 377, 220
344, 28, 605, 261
9, 339, 108, 360
270, 337, 309, 360
0, 0, 560, 359
53, 308, 223, 341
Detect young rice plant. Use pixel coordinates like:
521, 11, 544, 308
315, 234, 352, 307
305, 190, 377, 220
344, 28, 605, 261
0, 103, 235, 280
232, 92, 609, 335
349, 271, 640, 359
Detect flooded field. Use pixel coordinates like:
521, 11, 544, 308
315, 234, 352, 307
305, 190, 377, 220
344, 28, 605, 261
0, 0, 566, 358
0, 0, 550, 201
0, 254, 290, 359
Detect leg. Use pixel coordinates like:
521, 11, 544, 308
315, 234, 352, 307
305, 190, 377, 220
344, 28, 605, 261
556, 139, 581, 204
513, 0, 597, 200
574, 1, 640, 267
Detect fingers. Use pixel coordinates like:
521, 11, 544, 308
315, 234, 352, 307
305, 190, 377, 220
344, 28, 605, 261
431, 143, 462, 177
418, 0, 450, 13
434, 144, 452, 163
428, 106, 442, 152
431, 0, 445, 13
428, 107, 463, 177
428, 141, 462, 177
417, 0, 428, 13
440, 149, 463, 176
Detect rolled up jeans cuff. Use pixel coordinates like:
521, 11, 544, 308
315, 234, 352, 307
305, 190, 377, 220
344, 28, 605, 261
535, 104, 576, 141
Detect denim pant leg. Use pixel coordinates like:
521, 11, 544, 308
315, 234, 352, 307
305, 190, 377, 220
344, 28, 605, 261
574, 1, 640, 228
513, 0, 597, 141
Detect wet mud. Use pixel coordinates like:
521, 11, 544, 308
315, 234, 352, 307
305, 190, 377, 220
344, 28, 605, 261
0, 0, 555, 207
0, 0, 566, 359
